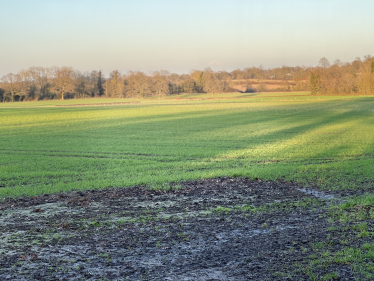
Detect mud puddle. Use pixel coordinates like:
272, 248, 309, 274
297, 188, 336, 200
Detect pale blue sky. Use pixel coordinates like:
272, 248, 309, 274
1, 0, 373, 77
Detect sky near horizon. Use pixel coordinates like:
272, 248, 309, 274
1, 0, 373, 77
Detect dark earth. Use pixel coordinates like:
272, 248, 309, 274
0, 177, 369, 280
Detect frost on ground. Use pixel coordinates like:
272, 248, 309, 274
0, 177, 352, 280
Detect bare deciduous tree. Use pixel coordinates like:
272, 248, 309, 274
151, 71, 170, 98
51, 67, 76, 100
124, 71, 151, 98
319, 57, 331, 69
105, 70, 124, 97
1, 73, 21, 101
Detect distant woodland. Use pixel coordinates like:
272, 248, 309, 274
0, 56, 374, 102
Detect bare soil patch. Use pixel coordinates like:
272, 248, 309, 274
0, 178, 360, 280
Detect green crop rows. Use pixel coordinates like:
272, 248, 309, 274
1, 93, 374, 198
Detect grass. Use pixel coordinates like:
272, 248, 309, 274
1, 92, 374, 199
301, 191, 374, 279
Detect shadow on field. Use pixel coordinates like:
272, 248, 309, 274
1, 99, 374, 197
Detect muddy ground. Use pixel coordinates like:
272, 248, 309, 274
0, 177, 365, 280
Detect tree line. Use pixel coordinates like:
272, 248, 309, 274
0, 55, 373, 102
310, 56, 374, 95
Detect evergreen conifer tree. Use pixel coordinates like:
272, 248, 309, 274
98, 71, 104, 96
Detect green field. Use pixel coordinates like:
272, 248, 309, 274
1, 92, 374, 198
3, 92, 374, 279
